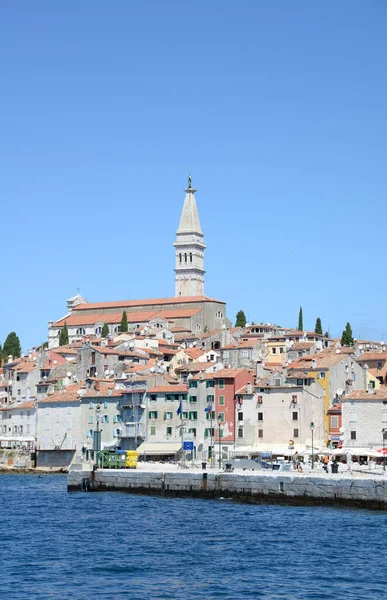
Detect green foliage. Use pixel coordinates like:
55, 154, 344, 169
298, 307, 303, 331
101, 323, 109, 338
3, 332, 21, 359
341, 322, 354, 347
59, 322, 69, 346
251, 321, 255, 325
324, 331, 330, 339
235, 310, 247, 328
120, 311, 128, 333
315, 317, 323, 335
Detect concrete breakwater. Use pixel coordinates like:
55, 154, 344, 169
68, 468, 387, 510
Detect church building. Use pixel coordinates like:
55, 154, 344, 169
48, 178, 230, 348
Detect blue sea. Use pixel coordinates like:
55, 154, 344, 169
0, 474, 386, 599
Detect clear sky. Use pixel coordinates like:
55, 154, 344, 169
1, 1, 386, 351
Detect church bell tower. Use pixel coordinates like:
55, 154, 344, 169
174, 176, 206, 297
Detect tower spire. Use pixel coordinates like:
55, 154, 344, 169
173, 176, 206, 297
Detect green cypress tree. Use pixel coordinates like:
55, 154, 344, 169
3, 332, 21, 359
324, 331, 330, 339
101, 323, 109, 338
298, 307, 303, 331
315, 317, 323, 335
59, 322, 69, 346
120, 310, 128, 333
235, 310, 247, 327
341, 322, 354, 347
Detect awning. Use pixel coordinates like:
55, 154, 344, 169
136, 442, 182, 455
232, 444, 308, 455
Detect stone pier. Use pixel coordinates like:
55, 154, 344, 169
68, 467, 387, 510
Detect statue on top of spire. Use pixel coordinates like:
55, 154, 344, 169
188, 174, 192, 189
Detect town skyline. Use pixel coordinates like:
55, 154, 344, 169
1, 2, 386, 350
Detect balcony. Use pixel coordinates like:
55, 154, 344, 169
121, 423, 144, 438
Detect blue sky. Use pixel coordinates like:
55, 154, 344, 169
1, 1, 386, 351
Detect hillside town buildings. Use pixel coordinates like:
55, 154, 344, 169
1, 178, 386, 467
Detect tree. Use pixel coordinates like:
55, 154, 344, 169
101, 323, 109, 338
120, 311, 128, 333
3, 332, 21, 359
324, 331, 330, 339
314, 317, 323, 335
298, 307, 303, 331
341, 322, 354, 347
235, 310, 247, 327
59, 322, 69, 346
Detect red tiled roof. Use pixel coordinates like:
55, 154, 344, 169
11, 400, 35, 410
13, 361, 37, 374
148, 385, 188, 393
53, 308, 202, 328
73, 296, 224, 311
356, 352, 387, 362
343, 389, 387, 401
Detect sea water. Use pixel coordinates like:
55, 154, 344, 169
0, 474, 386, 599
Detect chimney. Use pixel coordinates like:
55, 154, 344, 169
312, 359, 316, 369
247, 381, 252, 394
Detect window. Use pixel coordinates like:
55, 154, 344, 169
102, 415, 109, 424
218, 379, 225, 390
113, 415, 121, 423
95, 326, 102, 335
166, 426, 172, 436
297, 379, 303, 386
351, 431, 356, 440
218, 395, 225, 406
272, 348, 277, 354
293, 429, 299, 438
216, 311, 223, 319
88, 415, 94, 424
204, 427, 215, 439
104, 401, 108, 409
279, 347, 284, 354
89, 402, 94, 409
164, 411, 173, 420
188, 428, 197, 437
242, 350, 249, 358
258, 428, 263, 438
189, 411, 197, 420
222, 351, 229, 359
150, 426, 156, 436
206, 410, 215, 421
383, 430, 387, 440
189, 380, 198, 388
67, 407, 72, 416
189, 252, 192, 263
66, 421, 71, 430
331, 416, 339, 428
292, 412, 298, 421
350, 412, 357, 422
275, 378, 281, 386
114, 326, 121, 333
206, 395, 214, 403
179, 253, 182, 263
258, 412, 263, 421
149, 411, 158, 419
238, 427, 244, 438
184, 253, 187, 263
76, 328, 86, 335
237, 412, 243, 421
217, 412, 225, 422
206, 380, 214, 388
189, 396, 197, 404
318, 372, 325, 379
87, 429, 93, 438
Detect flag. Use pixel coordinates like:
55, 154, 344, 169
204, 401, 212, 413
176, 400, 182, 416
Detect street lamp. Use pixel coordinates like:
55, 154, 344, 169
383, 428, 386, 472
217, 416, 222, 470
310, 422, 315, 470
94, 404, 101, 469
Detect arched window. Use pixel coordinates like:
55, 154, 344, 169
76, 328, 86, 335
195, 323, 201, 333
95, 327, 102, 335
179, 253, 182, 263
184, 253, 187, 263
189, 252, 192, 262
114, 326, 121, 333
57, 330, 61, 337
216, 311, 223, 319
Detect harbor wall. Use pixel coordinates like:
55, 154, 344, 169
68, 469, 387, 510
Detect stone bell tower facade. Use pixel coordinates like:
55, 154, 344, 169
174, 176, 206, 297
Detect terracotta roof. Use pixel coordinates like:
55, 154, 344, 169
343, 390, 387, 401
170, 326, 191, 333
286, 371, 315, 380
148, 385, 188, 393
72, 296, 224, 311
11, 400, 35, 410
222, 340, 257, 350
213, 368, 252, 379
291, 342, 314, 351
356, 352, 387, 362
53, 308, 202, 328
13, 361, 37, 374
288, 353, 348, 370
184, 348, 204, 359
178, 361, 217, 373
42, 351, 67, 369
